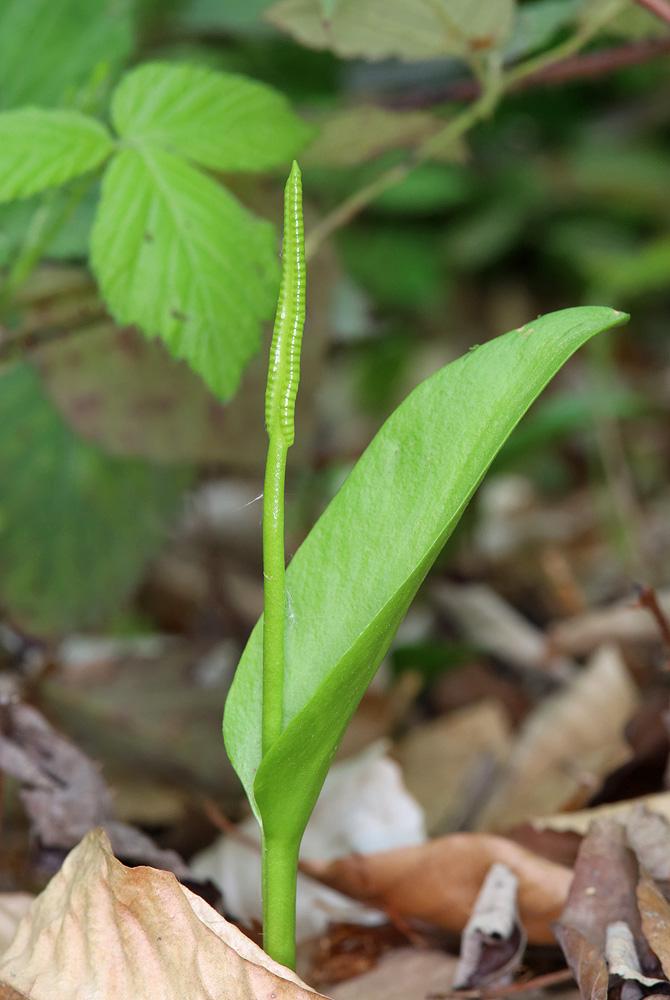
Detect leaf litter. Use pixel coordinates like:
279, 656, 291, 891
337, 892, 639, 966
2, 386, 670, 998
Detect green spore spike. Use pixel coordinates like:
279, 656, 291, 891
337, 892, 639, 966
265, 160, 305, 448
262, 161, 305, 764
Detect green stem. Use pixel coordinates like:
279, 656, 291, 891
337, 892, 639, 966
260, 163, 305, 969
262, 433, 288, 758
262, 832, 299, 971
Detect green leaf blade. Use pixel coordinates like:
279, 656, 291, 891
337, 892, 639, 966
111, 62, 316, 172
0, 364, 191, 634
0, 0, 134, 110
90, 147, 279, 400
223, 306, 629, 840
0, 108, 113, 204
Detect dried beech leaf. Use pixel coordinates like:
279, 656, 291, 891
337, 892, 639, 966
478, 645, 639, 830
304, 832, 572, 944
0, 829, 324, 1000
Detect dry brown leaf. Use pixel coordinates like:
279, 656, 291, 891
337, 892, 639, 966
0, 828, 324, 1000
548, 590, 670, 658
554, 820, 644, 1000
304, 833, 572, 945
397, 700, 512, 835
327, 947, 458, 1000
477, 645, 639, 831
556, 819, 641, 952
533, 792, 670, 835
432, 581, 576, 680
553, 924, 608, 1000
637, 870, 670, 978
0, 702, 191, 877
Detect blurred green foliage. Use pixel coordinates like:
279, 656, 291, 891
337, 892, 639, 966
0, 0, 669, 635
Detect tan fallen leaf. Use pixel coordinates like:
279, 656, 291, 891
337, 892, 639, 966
396, 700, 512, 835
532, 792, 670, 835
304, 832, 573, 944
0, 828, 324, 1000
476, 645, 638, 831
327, 947, 458, 1000
432, 581, 576, 680
548, 589, 670, 658
0, 897, 33, 956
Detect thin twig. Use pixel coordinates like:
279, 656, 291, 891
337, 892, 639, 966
635, 0, 670, 25
386, 38, 670, 109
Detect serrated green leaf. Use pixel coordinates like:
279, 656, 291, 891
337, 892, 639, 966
265, 0, 517, 61
111, 62, 316, 172
223, 306, 629, 845
0, 108, 113, 204
0, 364, 191, 634
0, 0, 134, 110
90, 146, 279, 400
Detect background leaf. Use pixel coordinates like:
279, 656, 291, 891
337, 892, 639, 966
0, 0, 135, 110
0, 364, 191, 634
90, 146, 279, 400
0, 108, 113, 204
223, 307, 629, 847
301, 106, 465, 167
111, 62, 316, 172
35, 322, 266, 464
265, 0, 517, 61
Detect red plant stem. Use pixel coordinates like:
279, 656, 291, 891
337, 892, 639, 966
387, 37, 670, 109
635, 0, 670, 25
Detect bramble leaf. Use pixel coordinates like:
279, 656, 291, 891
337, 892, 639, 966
223, 307, 629, 849
0, 365, 191, 634
265, 0, 516, 61
111, 62, 316, 172
0, 108, 113, 204
90, 146, 278, 400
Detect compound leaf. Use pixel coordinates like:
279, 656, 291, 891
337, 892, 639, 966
0, 108, 113, 204
0, 364, 191, 634
111, 62, 316, 172
90, 146, 278, 400
223, 307, 629, 849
